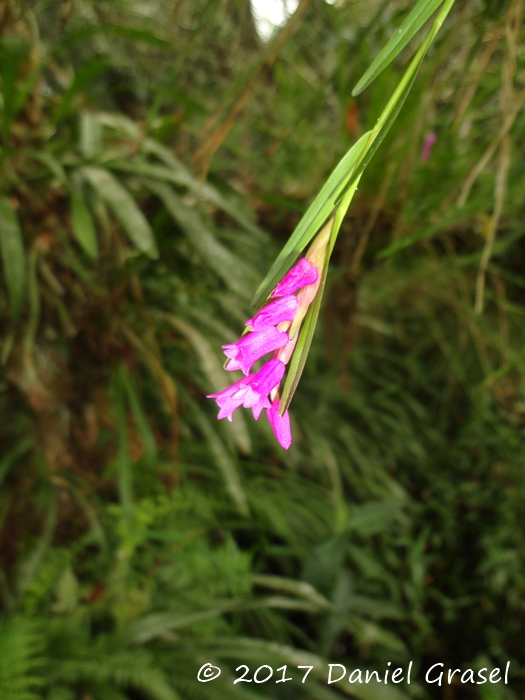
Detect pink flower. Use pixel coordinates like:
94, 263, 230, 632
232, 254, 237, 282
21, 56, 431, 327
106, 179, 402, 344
223, 326, 289, 375
246, 295, 299, 331
208, 359, 285, 422
208, 235, 330, 449
421, 132, 437, 162
270, 258, 318, 298
266, 399, 292, 450
207, 376, 252, 421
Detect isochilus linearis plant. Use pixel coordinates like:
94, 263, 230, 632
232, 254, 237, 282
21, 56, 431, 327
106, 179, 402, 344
208, 0, 456, 448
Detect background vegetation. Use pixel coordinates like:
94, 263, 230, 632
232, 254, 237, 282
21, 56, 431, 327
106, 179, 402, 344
1, 0, 524, 698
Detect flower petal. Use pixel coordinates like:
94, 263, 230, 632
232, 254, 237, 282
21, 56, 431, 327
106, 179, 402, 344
248, 358, 285, 397
208, 359, 285, 424
208, 377, 251, 420
251, 394, 271, 420
246, 295, 299, 331
266, 400, 292, 449
270, 258, 318, 298
223, 327, 288, 375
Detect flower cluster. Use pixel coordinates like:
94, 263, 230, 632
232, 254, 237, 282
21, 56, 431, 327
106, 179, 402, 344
208, 257, 321, 449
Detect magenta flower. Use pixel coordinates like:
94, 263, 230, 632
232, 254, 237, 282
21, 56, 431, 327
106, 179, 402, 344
207, 376, 252, 421
209, 249, 325, 449
271, 258, 318, 298
266, 399, 292, 450
207, 359, 285, 422
421, 132, 437, 162
223, 326, 288, 375
245, 295, 299, 331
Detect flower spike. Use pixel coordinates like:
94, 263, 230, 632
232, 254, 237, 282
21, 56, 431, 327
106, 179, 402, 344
208, 243, 327, 448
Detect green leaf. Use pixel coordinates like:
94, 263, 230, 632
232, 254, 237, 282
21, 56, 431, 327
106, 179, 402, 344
126, 138, 266, 238
256, 0, 455, 313
187, 395, 250, 516
119, 365, 158, 467
31, 152, 68, 186
0, 618, 45, 700
158, 313, 251, 455
0, 196, 27, 319
345, 500, 403, 535
377, 201, 479, 258
251, 574, 330, 608
352, 0, 445, 96
0, 436, 33, 491
252, 132, 371, 307
63, 24, 172, 49
16, 494, 58, 597
0, 37, 29, 139
80, 112, 103, 160
279, 177, 360, 414
144, 179, 256, 294
53, 58, 107, 122
114, 368, 134, 532
81, 167, 158, 258
70, 191, 98, 259
124, 600, 244, 644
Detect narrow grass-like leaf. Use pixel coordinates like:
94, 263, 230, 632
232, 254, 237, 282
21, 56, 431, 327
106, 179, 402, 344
0, 436, 33, 491
346, 500, 403, 535
63, 24, 172, 49
124, 600, 245, 644
251, 574, 330, 608
377, 200, 479, 259
125, 595, 323, 645
114, 368, 134, 532
0, 37, 28, 139
53, 59, 107, 122
144, 179, 257, 295
16, 493, 58, 597
119, 365, 158, 467
81, 167, 158, 258
280, 178, 360, 415
123, 138, 266, 237
252, 132, 371, 306
32, 152, 68, 186
256, 0, 454, 311
70, 191, 98, 259
67, 484, 108, 555
352, 0, 445, 96
185, 392, 249, 516
0, 196, 27, 318
159, 313, 252, 454
80, 112, 103, 160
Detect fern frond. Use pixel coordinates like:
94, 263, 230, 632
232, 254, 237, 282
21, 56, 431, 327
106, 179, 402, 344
0, 618, 45, 700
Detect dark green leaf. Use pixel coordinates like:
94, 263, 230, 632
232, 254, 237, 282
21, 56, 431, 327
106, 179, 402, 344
0, 196, 27, 318
70, 191, 98, 259
252, 132, 371, 307
62, 24, 172, 49
0, 37, 29, 139
81, 167, 158, 258
53, 59, 107, 122
352, 0, 445, 95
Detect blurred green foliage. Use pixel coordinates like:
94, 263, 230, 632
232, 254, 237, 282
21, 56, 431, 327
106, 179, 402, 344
0, 1, 524, 699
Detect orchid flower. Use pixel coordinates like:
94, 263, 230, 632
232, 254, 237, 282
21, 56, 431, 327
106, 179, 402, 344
208, 254, 322, 449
